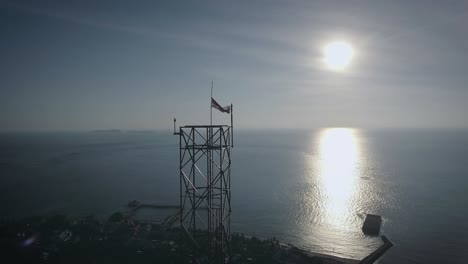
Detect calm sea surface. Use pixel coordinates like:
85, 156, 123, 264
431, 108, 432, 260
1, 129, 468, 263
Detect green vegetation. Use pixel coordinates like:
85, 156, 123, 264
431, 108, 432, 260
108, 211, 124, 223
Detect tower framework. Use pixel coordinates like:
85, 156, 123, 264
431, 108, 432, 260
177, 125, 232, 263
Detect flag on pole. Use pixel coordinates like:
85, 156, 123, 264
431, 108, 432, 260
211, 97, 231, 114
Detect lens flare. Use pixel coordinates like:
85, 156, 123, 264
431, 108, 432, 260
22, 234, 38, 247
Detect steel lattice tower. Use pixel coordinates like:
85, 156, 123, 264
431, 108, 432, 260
176, 125, 232, 264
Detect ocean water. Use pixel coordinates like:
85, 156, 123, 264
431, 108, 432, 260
1, 129, 468, 263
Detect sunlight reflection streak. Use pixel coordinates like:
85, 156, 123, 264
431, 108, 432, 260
318, 128, 360, 229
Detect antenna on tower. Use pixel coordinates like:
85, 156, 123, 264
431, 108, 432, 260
173, 117, 179, 135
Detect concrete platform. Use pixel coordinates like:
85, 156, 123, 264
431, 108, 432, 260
362, 214, 382, 235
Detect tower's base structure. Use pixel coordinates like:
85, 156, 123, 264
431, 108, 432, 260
175, 125, 232, 264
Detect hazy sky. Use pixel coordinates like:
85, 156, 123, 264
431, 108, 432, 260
1, 0, 467, 131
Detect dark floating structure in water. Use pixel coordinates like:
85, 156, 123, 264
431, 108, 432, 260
362, 214, 382, 236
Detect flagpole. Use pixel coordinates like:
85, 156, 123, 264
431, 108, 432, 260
210, 80, 213, 126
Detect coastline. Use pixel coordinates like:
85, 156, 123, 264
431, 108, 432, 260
0, 213, 369, 264
299, 250, 359, 264
240, 233, 360, 264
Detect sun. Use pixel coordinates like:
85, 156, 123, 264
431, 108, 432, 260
323, 41, 354, 70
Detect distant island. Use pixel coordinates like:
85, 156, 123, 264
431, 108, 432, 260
91, 129, 123, 133
90, 129, 159, 134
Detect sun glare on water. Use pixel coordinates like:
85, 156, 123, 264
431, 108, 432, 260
318, 128, 360, 228
323, 41, 354, 71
